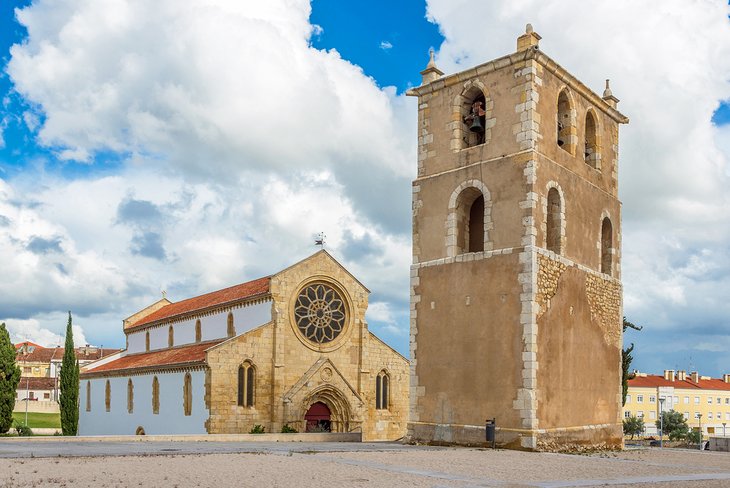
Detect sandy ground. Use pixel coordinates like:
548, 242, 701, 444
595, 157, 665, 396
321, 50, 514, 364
1, 445, 729, 487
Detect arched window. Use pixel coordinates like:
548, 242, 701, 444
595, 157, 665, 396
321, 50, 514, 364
376, 370, 389, 410
183, 373, 192, 416
601, 217, 613, 276
86, 381, 91, 412
557, 88, 576, 155
145, 330, 150, 352
457, 187, 485, 254
237, 361, 255, 407
227, 312, 235, 338
546, 187, 563, 254
105, 380, 111, 412
168, 325, 174, 348
152, 376, 160, 414
584, 110, 600, 169
195, 319, 202, 343
127, 379, 134, 414
461, 87, 487, 148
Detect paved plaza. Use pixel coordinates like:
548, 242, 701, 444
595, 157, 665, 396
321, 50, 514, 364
0, 440, 729, 487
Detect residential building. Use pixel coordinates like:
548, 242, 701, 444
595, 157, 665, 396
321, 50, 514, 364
625, 370, 730, 436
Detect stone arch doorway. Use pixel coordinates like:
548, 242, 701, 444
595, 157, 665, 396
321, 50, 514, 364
305, 402, 331, 432
301, 386, 353, 433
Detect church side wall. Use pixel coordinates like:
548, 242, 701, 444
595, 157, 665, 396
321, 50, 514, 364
126, 300, 272, 354
78, 370, 207, 435
362, 333, 409, 441
206, 324, 275, 434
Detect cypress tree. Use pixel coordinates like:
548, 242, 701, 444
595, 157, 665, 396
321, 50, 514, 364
60, 312, 80, 436
0, 322, 21, 433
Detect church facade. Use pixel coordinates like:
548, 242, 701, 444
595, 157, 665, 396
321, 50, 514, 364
407, 26, 628, 450
79, 251, 408, 440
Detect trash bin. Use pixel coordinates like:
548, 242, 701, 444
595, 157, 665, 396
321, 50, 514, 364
486, 418, 496, 448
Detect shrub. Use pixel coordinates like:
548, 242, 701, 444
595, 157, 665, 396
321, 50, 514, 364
686, 429, 702, 444
14, 421, 32, 437
281, 424, 298, 433
623, 415, 644, 439
249, 424, 265, 434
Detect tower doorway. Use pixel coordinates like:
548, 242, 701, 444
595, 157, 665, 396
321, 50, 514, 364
304, 401, 331, 432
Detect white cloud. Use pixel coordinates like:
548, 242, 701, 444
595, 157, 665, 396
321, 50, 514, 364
5, 315, 87, 348
380, 41, 393, 50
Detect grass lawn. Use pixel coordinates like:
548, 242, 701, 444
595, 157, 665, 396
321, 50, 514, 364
11, 411, 61, 429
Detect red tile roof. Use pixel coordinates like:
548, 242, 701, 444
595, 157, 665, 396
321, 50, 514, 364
16, 347, 120, 364
629, 374, 730, 391
126, 276, 271, 330
18, 377, 57, 391
80, 341, 223, 377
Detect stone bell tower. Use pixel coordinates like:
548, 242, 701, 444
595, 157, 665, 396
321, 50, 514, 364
407, 25, 629, 451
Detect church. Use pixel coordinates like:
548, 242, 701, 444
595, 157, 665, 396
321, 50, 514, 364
78, 251, 408, 440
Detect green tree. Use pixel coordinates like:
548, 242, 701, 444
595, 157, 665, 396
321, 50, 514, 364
622, 317, 642, 406
656, 409, 689, 441
60, 312, 80, 436
687, 429, 701, 444
622, 415, 645, 439
0, 323, 21, 433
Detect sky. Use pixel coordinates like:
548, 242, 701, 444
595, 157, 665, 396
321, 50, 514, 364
0, 0, 729, 377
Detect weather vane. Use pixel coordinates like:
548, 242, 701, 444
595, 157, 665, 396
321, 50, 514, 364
314, 232, 326, 249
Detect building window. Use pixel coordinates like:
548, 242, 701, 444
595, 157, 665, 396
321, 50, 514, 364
708, 397, 713, 404
649, 411, 656, 420
375, 370, 390, 410
637, 395, 643, 403
127, 379, 134, 414
145, 331, 150, 352
584, 110, 600, 168
461, 87, 488, 148
637, 411, 644, 418
649, 395, 656, 403
684, 396, 689, 404
546, 187, 563, 254
455, 187, 486, 253
695, 412, 700, 419
708, 412, 713, 419
673, 396, 679, 404
556, 88, 576, 155
183, 373, 192, 416
624, 411, 631, 418
626, 394, 631, 403
43, 392, 50, 400
227, 312, 235, 338
195, 320, 202, 343
168, 325, 174, 348
601, 217, 613, 276
726, 413, 730, 421
717, 397, 721, 404
237, 361, 255, 407
683, 412, 689, 420
695, 396, 700, 404
105, 380, 111, 412
152, 376, 160, 414
86, 381, 91, 412
726, 398, 729, 405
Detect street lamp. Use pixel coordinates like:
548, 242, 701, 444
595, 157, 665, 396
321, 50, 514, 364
659, 397, 665, 448
698, 413, 703, 451
724, 422, 727, 437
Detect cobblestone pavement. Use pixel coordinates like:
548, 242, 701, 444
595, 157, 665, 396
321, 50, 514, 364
0, 440, 728, 487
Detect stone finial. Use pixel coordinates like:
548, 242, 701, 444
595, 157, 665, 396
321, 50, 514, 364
420, 48, 443, 85
602, 79, 619, 108
517, 23, 541, 51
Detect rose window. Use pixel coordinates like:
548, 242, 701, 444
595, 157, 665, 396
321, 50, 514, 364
294, 283, 346, 344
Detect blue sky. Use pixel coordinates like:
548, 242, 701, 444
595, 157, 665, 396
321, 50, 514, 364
1, 0, 730, 378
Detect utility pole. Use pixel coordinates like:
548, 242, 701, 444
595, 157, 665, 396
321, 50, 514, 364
698, 414, 703, 451
659, 397, 665, 448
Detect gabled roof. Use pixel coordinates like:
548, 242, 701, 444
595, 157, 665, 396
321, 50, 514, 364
126, 276, 271, 331
80, 340, 223, 377
16, 346, 120, 364
273, 250, 370, 293
629, 374, 730, 391
18, 377, 56, 391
